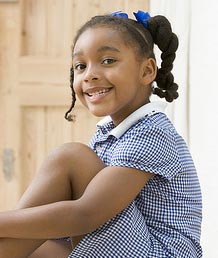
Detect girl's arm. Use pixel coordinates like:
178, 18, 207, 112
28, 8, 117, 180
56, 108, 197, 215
0, 166, 152, 239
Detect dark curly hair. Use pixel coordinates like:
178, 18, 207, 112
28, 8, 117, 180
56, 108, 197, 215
65, 14, 179, 121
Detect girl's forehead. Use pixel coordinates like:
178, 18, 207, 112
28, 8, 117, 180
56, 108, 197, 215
74, 27, 125, 51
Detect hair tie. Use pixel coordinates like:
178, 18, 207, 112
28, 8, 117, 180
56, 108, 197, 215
110, 10, 150, 28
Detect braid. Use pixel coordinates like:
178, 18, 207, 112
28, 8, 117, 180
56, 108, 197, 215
147, 15, 179, 102
65, 67, 76, 121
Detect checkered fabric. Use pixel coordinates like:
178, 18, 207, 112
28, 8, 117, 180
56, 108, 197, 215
68, 104, 202, 258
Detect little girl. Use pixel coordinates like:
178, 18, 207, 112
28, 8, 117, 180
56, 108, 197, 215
0, 11, 202, 258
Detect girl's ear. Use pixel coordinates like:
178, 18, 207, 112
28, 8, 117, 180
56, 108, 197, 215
140, 58, 157, 85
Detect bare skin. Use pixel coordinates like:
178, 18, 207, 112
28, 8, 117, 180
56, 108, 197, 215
0, 142, 152, 258
0, 143, 105, 258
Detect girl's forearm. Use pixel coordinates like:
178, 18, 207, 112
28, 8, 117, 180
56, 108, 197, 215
0, 200, 89, 239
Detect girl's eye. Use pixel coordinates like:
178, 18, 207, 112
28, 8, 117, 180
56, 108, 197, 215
74, 63, 86, 71
102, 58, 116, 65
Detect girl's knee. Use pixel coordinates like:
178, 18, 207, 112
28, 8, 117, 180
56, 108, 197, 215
37, 142, 105, 199
55, 142, 104, 167
57, 143, 105, 198
54, 142, 95, 159
44, 142, 94, 167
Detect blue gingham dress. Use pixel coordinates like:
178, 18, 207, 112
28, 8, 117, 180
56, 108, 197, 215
69, 102, 202, 258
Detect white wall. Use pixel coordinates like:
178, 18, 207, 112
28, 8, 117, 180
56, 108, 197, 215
150, 1, 218, 257
189, 1, 218, 257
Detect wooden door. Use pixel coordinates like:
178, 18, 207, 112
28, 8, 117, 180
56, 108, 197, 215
0, 0, 149, 211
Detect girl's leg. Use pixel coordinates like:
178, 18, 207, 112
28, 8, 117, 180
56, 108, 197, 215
28, 240, 72, 258
0, 142, 105, 258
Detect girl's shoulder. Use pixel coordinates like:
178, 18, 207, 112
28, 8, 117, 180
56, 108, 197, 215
125, 112, 177, 139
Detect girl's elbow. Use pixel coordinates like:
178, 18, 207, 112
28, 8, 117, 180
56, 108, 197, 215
78, 210, 105, 235
69, 201, 105, 236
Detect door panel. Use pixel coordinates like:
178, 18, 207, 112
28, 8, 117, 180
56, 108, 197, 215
0, 0, 149, 210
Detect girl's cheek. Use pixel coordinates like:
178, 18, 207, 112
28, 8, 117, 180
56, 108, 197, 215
73, 79, 81, 95
73, 82, 86, 104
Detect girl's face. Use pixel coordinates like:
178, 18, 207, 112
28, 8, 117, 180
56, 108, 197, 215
73, 27, 155, 125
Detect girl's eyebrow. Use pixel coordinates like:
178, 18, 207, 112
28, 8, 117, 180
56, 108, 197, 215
72, 50, 83, 59
97, 45, 120, 53
73, 45, 120, 59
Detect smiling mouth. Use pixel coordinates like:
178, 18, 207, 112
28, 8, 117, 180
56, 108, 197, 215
86, 88, 110, 97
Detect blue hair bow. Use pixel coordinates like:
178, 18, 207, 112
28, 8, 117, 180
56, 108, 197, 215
110, 10, 150, 28
110, 11, 129, 18
133, 10, 151, 28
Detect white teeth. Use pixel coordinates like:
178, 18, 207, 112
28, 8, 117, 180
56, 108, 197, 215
88, 89, 110, 97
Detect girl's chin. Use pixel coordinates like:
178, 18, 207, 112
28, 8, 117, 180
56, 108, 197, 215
89, 110, 109, 118
87, 105, 111, 117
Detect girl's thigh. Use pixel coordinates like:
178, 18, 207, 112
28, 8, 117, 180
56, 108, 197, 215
18, 142, 105, 207
16, 142, 105, 256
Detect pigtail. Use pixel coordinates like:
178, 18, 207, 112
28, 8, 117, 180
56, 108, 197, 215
147, 16, 179, 102
65, 66, 76, 121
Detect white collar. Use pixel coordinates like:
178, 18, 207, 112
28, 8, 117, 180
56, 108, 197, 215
97, 101, 167, 138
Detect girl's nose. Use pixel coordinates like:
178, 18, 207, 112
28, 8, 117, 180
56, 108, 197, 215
84, 66, 99, 82
84, 75, 98, 82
